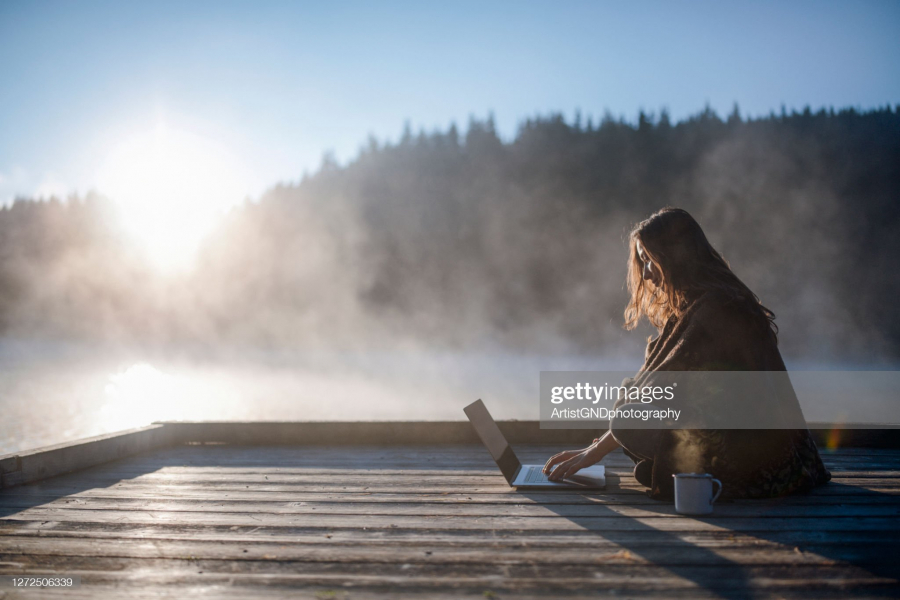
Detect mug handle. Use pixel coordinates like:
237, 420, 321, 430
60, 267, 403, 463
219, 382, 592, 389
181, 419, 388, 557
710, 479, 723, 505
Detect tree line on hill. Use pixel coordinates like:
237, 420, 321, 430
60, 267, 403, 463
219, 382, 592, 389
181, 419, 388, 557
2, 104, 898, 361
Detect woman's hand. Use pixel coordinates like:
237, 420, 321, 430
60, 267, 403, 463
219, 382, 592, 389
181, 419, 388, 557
542, 445, 602, 481
542, 432, 621, 481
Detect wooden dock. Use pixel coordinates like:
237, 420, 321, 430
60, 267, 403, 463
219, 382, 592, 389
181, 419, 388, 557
1, 422, 899, 598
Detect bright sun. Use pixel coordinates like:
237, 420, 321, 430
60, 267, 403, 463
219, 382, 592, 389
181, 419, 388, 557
97, 124, 247, 271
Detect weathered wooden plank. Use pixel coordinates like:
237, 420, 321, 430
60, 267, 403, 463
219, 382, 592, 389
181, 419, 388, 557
26, 456, 900, 479
147, 443, 900, 455
2, 496, 898, 518
82, 451, 900, 465
88, 478, 895, 497
1, 551, 897, 585
83, 443, 900, 460
4, 519, 899, 548
4, 586, 892, 600
52, 445, 900, 470
0, 553, 896, 590
4, 510, 899, 531
13, 479, 900, 498
3, 482, 630, 495
60, 460, 900, 475
1, 527, 897, 556
3, 535, 899, 568
97, 464, 895, 479
6, 488, 899, 505
111, 445, 900, 465
32, 465, 623, 477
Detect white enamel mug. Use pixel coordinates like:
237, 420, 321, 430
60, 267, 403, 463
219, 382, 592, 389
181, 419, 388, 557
672, 473, 722, 515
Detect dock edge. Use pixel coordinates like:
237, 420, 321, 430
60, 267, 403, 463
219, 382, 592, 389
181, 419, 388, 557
1, 421, 897, 490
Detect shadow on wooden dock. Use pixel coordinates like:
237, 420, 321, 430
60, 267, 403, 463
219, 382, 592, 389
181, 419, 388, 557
524, 479, 900, 600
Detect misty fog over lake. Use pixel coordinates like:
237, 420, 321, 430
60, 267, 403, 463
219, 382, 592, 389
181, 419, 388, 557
0, 340, 646, 454
2, 339, 896, 455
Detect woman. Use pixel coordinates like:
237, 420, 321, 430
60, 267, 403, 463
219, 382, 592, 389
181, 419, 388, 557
543, 207, 831, 500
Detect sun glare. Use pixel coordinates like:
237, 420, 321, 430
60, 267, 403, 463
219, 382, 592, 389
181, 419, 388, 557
97, 125, 247, 271
101, 363, 184, 429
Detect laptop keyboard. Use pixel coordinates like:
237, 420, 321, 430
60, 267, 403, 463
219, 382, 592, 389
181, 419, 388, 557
524, 466, 551, 483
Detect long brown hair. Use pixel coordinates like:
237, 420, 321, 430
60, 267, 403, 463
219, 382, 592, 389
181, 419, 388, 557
624, 207, 778, 341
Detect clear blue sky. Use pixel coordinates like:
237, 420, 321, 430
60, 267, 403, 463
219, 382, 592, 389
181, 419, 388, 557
1, 0, 898, 205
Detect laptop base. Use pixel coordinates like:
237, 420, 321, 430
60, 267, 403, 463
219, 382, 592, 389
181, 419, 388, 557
512, 464, 606, 489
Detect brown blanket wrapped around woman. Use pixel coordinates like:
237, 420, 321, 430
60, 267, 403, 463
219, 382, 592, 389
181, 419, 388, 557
610, 289, 832, 500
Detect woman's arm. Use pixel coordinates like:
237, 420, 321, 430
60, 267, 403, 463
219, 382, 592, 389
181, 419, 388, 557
542, 431, 621, 481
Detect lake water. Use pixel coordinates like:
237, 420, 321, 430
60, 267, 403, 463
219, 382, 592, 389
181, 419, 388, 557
0, 339, 896, 455
0, 339, 641, 455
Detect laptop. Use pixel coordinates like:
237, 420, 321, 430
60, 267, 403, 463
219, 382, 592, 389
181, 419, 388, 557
464, 399, 605, 489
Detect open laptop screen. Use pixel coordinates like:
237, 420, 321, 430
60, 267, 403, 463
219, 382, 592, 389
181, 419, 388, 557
464, 399, 521, 483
